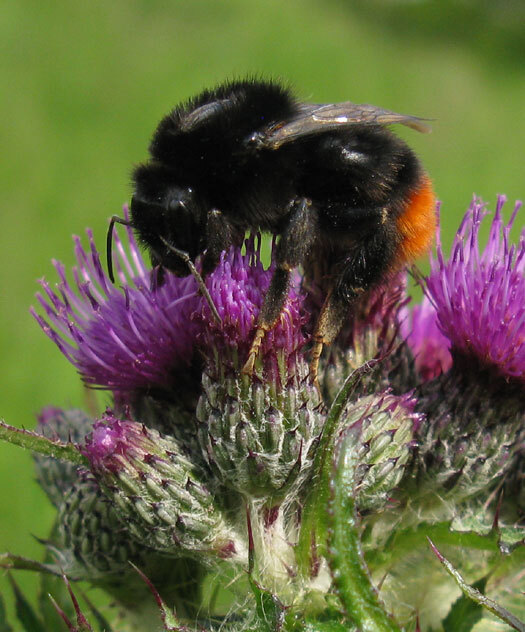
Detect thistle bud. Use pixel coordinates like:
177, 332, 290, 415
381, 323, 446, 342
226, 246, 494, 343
54, 472, 147, 581
340, 391, 421, 511
198, 360, 322, 501
81, 413, 240, 561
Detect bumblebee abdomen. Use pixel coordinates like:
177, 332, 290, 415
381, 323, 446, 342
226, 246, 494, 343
395, 175, 436, 266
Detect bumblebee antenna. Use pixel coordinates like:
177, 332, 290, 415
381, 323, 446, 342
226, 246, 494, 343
107, 215, 133, 283
159, 236, 222, 325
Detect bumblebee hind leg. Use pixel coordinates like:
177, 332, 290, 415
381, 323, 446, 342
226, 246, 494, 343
309, 288, 364, 386
309, 221, 400, 384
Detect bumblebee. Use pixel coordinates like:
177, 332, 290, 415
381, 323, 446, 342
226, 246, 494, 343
109, 78, 436, 381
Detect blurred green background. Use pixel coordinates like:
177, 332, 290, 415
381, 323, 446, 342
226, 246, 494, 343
1, 0, 524, 624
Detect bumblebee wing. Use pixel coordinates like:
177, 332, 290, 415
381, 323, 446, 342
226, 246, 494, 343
179, 98, 233, 132
263, 102, 432, 149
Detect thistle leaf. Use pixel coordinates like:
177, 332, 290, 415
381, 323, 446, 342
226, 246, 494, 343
442, 577, 486, 632
296, 360, 379, 575
0, 594, 13, 632
250, 577, 286, 632
0, 421, 87, 466
7, 574, 46, 632
429, 538, 525, 631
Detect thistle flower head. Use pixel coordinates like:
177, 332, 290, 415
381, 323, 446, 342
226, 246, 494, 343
426, 196, 525, 383
197, 237, 308, 379
31, 207, 201, 394
195, 240, 320, 500
400, 294, 452, 381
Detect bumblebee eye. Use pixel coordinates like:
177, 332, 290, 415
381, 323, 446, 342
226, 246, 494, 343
168, 198, 185, 212
167, 188, 193, 213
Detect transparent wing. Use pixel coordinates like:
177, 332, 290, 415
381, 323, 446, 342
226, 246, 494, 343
262, 102, 432, 149
179, 98, 234, 132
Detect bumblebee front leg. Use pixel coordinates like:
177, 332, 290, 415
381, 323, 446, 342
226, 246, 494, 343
242, 198, 318, 375
201, 209, 239, 277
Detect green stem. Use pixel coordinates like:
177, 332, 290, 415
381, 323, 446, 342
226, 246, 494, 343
0, 421, 88, 466
296, 360, 378, 576
328, 427, 402, 632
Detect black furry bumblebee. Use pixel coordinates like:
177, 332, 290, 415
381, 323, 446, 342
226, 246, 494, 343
108, 78, 436, 382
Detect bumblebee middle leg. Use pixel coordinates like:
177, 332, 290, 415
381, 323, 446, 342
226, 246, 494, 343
243, 198, 318, 374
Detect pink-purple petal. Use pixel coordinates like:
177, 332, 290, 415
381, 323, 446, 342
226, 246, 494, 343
425, 196, 524, 382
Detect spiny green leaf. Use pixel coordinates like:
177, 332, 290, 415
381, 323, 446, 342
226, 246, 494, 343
0, 593, 14, 632
75, 592, 112, 632
129, 563, 189, 631
0, 552, 61, 576
365, 520, 504, 571
38, 548, 77, 631
250, 578, 286, 632
327, 426, 402, 631
7, 574, 47, 632
0, 421, 87, 466
429, 538, 525, 631
442, 577, 486, 631
296, 361, 378, 575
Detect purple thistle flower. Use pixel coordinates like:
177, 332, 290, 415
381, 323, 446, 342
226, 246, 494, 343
31, 207, 202, 392
400, 295, 452, 381
425, 196, 525, 383
196, 237, 308, 378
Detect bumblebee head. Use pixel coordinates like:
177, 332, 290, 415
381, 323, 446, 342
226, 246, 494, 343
129, 185, 203, 277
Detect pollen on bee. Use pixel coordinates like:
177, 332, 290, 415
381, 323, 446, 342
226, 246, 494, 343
396, 175, 436, 265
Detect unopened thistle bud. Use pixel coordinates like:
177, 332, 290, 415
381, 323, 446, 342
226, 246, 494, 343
81, 413, 240, 561
54, 472, 148, 581
340, 391, 421, 511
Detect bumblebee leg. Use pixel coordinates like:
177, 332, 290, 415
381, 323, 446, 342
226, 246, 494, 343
159, 236, 222, 325
201, 209, 238, 277
242, 267, 290, 375
310, 289, 364, 385
243, 198, 318, 375
310, 223, 399, 383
